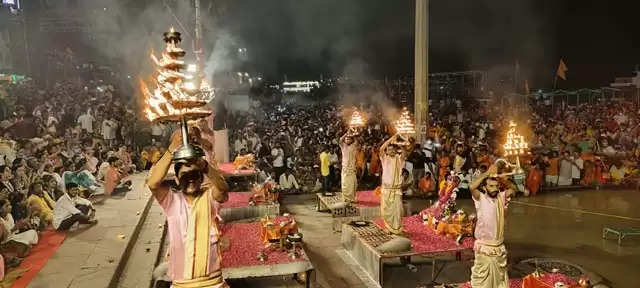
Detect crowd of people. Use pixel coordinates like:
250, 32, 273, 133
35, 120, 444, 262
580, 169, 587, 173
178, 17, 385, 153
0, 78, 138, 272
229, 88, 640, 198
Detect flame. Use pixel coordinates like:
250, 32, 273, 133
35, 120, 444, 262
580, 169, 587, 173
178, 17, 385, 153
140, 28, 213, 122
503, 121, 529, 156
169, 27, 175, 33
394, 107, 416, 135
349, 109, 366, 128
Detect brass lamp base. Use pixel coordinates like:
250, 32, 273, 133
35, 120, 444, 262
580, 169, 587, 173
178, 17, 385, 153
172, 143, 204, 162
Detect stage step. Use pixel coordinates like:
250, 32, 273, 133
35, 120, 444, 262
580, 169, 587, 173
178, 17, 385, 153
115, 198, 167, 288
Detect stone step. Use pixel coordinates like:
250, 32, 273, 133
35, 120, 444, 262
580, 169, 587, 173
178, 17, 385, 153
116, 199, 167, 288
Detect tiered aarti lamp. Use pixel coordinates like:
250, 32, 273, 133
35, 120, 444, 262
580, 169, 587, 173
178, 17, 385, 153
497, 121, 528, 192
502, 120, 529, 167
394, 107, 416, 135
141, 28, 215, 161
348, 109, 366, 129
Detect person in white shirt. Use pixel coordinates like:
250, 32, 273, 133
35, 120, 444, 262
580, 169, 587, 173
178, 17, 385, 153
97, 160, 111, 181
102, 118, 117, 145
271, 142, 285, 179
77, 110, 95, 134
53, 183, 97, 231
571, 151, 583, 185
234, 137, 248, 156
279, 169, 300, 192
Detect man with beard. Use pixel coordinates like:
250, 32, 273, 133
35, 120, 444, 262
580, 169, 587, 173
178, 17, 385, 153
147, 131, 229, 288
340, 129, 360, 204
469, 164, 514, 288
379, 134, 412, 235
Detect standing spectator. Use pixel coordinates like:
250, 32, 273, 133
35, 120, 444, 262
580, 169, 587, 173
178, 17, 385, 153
544, 152, 559, 186
102, 116, 117, 146
77, 109, 95, 134
572, 151, 584, 185
407, 145, 427, 189
271, 142, 285, 180
319, 145, 331, 192
558, 151, 574, 186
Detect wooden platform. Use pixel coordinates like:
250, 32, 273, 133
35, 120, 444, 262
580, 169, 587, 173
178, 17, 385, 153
341, 215, 474, 287
316, 191, 409, 232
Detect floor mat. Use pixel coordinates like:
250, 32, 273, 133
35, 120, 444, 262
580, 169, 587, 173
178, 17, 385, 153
9, 230, 66, 288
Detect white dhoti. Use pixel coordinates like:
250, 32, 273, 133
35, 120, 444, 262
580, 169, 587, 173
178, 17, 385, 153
341, 169, 357, 203
471, 242, 509, 288
380, 187, 403, 235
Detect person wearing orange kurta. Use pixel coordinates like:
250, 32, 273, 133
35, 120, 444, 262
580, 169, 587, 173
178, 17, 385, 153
438, 152, 450, 187
369, 146, 381, 177
355, 148, 366, 179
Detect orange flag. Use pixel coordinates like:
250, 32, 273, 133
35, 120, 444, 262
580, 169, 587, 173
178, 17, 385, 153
556, 59, 568, 80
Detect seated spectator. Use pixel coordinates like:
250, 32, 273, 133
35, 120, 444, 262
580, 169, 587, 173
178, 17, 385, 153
63, 158, 101, 195
104, 157, 131, 196
53, 183, 97, 231
0, 165, 15, 199
117, 146, 135, 174
27, 181, 55, 227
42, 174, 64, 201
418, 171, 436, 197
8, 193, 29, 224
279, 168, 300, 193
400, 168, 415, 196
40, 163, 64, 192
0, 199, 38, 258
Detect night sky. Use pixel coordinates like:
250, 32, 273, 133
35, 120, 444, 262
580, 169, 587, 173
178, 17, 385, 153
218, 0, 640, 88
8, 0, 640, 89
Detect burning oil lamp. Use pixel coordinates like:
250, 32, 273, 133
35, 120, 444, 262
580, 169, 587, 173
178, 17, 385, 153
394, 107, 416, 136
141, 28, 214, 161
495, 121, 530, 194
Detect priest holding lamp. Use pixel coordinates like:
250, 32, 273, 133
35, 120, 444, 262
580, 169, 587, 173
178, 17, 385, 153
379, 108, 415, 235
340, 128, 361, 204
341, 109, 366, 204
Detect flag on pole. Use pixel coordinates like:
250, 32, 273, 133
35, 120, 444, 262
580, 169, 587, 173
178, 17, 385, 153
556, 59, 568, 80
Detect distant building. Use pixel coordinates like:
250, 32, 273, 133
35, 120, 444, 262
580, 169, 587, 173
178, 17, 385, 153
282, 81, 320, 93
605, 70, 640, 101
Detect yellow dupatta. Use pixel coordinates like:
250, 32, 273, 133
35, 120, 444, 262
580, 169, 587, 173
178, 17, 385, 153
181, 190, 212, 282
496, 194, 504, 241
174, 167, 227, 288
